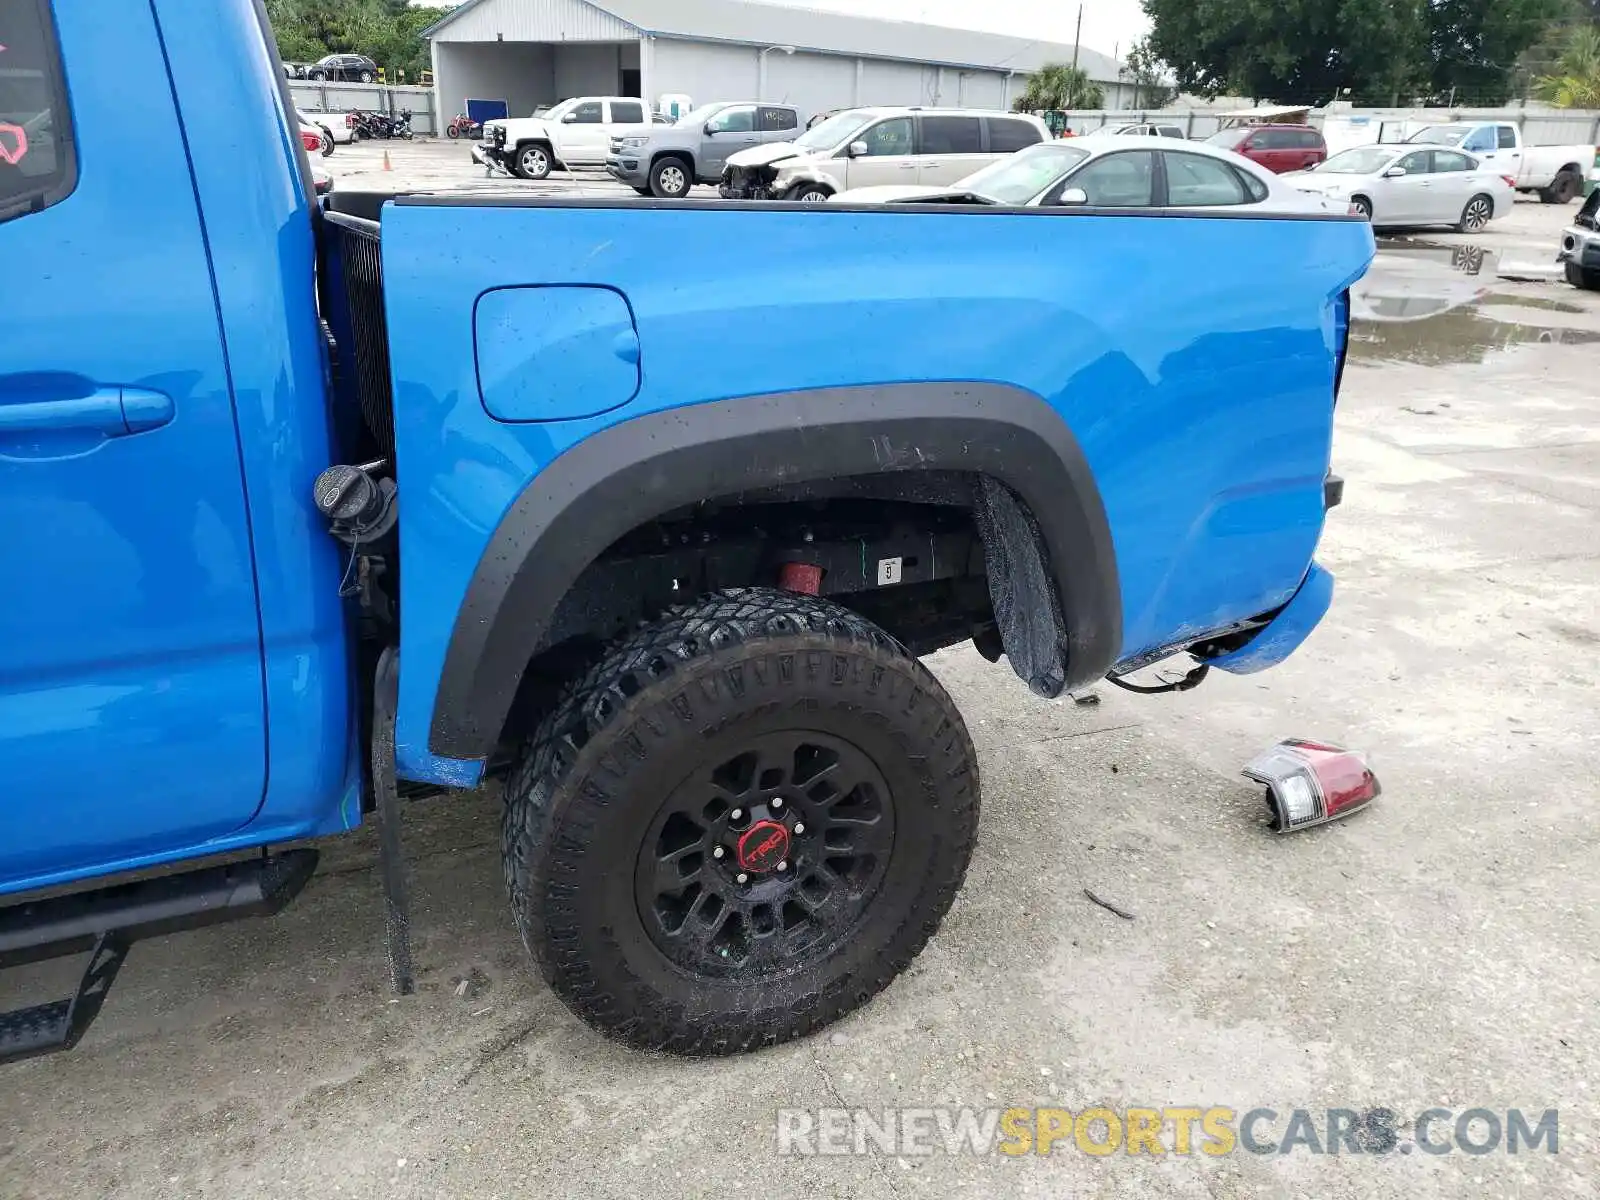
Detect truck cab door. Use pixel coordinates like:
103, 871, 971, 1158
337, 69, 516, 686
559, 99, 607, 163
701, 104, 760, 176
1494, 124, 1523, 183
0, 1, 266, 888
757, 105, 799, 146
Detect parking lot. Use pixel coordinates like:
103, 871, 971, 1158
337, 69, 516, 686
4, 138, 1598, 1199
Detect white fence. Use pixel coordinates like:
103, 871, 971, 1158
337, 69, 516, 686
288, 81, 440, 135
1058, 106, 1600, 147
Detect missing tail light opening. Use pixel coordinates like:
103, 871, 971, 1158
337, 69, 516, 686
1242, 739, 1380, 833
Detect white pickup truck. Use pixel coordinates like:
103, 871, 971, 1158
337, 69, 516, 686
1405, 122, 1593, 204
476, 96, 654, 179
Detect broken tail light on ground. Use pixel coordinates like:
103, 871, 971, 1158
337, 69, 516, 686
1242, 739, 1380, 833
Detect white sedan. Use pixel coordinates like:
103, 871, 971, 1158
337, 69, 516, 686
831, 135, 1340, 216
1286, 145, 1514, 231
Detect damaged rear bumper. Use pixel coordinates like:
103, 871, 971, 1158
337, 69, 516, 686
1204, 563, 1335, 675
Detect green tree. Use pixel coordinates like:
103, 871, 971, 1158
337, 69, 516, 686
1536, 24, 1600, 105
1141, 0, 1563, 105
1123, 37, 1173, 107
1012, 63, 1105, 111
265, 0, 453, 81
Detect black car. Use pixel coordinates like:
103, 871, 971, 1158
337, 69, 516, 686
307, 53, 378, 83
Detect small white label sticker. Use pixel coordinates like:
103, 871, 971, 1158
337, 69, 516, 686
877, 557, 902, 585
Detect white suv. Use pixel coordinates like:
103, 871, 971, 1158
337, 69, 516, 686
477, 96, 653, 179
720, 107, 1049, 201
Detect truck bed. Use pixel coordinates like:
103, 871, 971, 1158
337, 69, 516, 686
321, 192, 1371, 784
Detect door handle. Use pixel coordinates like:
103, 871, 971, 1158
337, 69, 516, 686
898, 162, 917, 169
0, 387, 173, 436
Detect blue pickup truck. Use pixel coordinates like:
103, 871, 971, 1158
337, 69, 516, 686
0, 0, 1371, 1061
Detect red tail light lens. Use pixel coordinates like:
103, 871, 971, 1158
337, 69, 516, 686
1242, 739, 1380, 832
1500, 175, 1516, 188
300, 129, 320, 152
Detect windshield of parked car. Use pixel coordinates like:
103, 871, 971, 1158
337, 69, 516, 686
954, 144, 1091, 203
795, 109, 875, 151
1406, 125, 1468, 146
537, 99, 575, 120
1203, 128, 1248, 147
1316, 147, 1398, 174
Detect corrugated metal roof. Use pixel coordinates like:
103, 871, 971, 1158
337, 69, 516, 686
430, 0, 635, 42
425, 0, 1122, 80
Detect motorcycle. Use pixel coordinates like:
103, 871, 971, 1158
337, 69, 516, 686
391, 108, 414, 140
354, 110, 397, 139
446, 113, 482, 140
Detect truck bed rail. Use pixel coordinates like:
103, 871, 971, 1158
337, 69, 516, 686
320, 209, 395, 456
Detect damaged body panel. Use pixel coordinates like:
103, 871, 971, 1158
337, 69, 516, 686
375, 195, 1373, 782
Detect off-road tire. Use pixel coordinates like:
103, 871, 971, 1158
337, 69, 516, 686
1566, 261, 1600, 291
1543, 170, 1580, 204
501, 587, 980, 1054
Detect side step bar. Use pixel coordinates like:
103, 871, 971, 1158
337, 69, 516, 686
0, 850, 317, 1064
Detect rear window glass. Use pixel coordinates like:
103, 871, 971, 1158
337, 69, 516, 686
759, 106, 796, 131
988, 117, 1042, 152
610, 101, 644, 124
0, 0, 76, 222
1164, 152, 1251, 206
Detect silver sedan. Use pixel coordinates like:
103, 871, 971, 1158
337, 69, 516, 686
831, 135, 1339, 216
1287, 145, 1515, 231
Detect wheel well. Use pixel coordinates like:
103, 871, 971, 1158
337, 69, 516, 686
426, 383, 1122, 763
652, 149, 695, 176
498, 473, 1025, 752
1558, 162, 1582, 176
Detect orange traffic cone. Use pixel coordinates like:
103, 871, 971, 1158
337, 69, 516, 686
382, 150, 392, 171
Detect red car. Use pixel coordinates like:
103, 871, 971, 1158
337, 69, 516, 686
1204, 124, 1327, 174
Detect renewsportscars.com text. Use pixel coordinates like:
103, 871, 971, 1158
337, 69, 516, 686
776, 1106, 1559, 1157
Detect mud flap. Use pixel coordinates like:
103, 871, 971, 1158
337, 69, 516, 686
973, 476, 1069, 698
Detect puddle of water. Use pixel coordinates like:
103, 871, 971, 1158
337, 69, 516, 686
1349, 239, 1600, 364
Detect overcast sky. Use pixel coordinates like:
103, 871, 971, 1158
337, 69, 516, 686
785, 0, 1151, 60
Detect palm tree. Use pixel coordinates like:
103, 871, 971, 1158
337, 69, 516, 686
1536, 26, 1600, 109
1013, 63, 1105, 112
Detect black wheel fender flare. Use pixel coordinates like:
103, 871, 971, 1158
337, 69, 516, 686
427, 383, 1122, 759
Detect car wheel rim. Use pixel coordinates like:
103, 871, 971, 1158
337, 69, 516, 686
633, 730, 896, 979
800, 190, 827, 202
661, 166, 686, 193
1466, 199, 1489, 230
523, 150, 547, 175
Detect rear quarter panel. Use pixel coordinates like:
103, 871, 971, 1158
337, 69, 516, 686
380, 201, 1372, 783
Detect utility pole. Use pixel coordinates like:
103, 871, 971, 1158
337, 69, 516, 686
1070, 3, 1083, 107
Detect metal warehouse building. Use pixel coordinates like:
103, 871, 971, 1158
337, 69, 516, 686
425, 0, 1127, 123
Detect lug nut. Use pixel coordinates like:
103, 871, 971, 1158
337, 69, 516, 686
736, 872, 749, 884
730, 809, 743, 821
794, 822, 805, 834
713, 846, 725, 859
772, 798, 784, 809
777, 861, 789, 872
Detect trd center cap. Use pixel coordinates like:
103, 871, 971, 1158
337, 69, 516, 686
736, 820, 790, 873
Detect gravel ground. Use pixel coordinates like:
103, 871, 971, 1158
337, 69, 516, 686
2, 142, 1596, 1198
